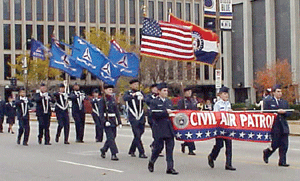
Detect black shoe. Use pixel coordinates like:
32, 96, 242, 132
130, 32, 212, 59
11, 131, 14, 134
64, 141, 70, 144
166, 169, 179, 175
139, 154, 148, 159
17, 138, 21, 145
23, 142, 28, 146
111, 155, 119, 161
0, 130, 3, 133
181, 144, 185, 153
279, 163, 290, 167
129, 153, 136, 157
55, 135, 59, 143
225, 165, 236, 171
45, 142, 52, 145
76, 140, 84, 143
263, 149, 269, 164
8, 128, 10, 133
208, 155, 214, 168
148, 162, 154, 172
38, 138, 42, 144
100, 149, 106, 158
96, 139, 102, 142
188, 151, 196, 155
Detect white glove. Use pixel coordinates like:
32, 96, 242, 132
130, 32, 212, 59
118, 124, 123, 129
105, 121, 111, 127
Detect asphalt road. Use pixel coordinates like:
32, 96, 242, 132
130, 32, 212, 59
0, 121, 299, 181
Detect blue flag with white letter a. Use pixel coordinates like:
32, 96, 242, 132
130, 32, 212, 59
71, 36, 120, 85
108, 40, 140, 77
30, 39, 48, 60
49, 40, 83, 78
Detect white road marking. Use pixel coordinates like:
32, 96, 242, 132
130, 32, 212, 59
57, 160, 124, 173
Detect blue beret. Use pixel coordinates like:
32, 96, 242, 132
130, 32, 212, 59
129, 79, 139, 84
157, 83, 168, 90
219, 86, 229, 93
104, 84, 114, 89
272, 84, 281, 91
150, 83, 157, 88
93, 88, 99, 93
59, 83, 65, 88
184, 86, 193, 92
40, 83, 46, 87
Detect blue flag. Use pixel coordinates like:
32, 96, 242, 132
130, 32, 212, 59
108, 40, 140, 77
49, 40, 83, 78
30, 39, 48, 60
71, 36, 120, 85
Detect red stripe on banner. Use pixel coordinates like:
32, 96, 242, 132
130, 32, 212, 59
140, 44, 193, 56
141, 51, 195, 61
141, 38, 192, 51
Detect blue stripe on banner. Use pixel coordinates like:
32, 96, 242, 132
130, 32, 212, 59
174, 129, 272, 143
195, 51, 218, 65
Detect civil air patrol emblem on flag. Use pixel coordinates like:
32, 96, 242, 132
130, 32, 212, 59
118, 55, 128, 68
173, 113, 189, 129
101, 63, 111, 76
192, 32, 204, 51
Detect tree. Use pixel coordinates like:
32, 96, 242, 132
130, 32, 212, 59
254, 59, 297, 103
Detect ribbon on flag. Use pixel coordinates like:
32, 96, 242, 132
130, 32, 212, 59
171, 110, 277, 143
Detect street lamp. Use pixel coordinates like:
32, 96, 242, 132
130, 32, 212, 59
22, 39, 31, 94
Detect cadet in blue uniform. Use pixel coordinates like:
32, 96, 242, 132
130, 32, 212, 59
123, 79, 147, 158
148, 83, 178, 175
0, 95, 5, 133
34, 83, 52, 145
263, 84, 292, 167
178, 87, 197, 155
69, 83, 86, 143
5, 96, 16, 134
53, 84, 70, 144
208, 86, 236, 171
16, 88, 33, 146
145, 84, 158, 128
90, 89, 103, 142
99, 84, 122, 161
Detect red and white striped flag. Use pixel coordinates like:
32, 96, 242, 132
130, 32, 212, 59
141, 18, 195, 61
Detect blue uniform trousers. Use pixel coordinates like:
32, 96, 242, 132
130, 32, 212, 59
18, 118, 30, 143
128, 123, 145, 155
102, 127, 118, 155
150, 137, 175, 170
210, 138, 232, 166
56, 111, 70, 142
92, 113, 103, 142
38, 114, 51, 143
72, 110, 85, 141
268, 133, 289, 164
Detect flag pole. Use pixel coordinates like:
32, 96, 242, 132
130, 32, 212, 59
139, 5, 147, 91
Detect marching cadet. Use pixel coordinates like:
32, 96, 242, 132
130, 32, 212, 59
91, 88, 103, 142
178, 86, 197, 155
34, 83, 52, 145
263, 84, 292, 167
69, 83, 86, 143
99, 84, 122, 161
123, 79, 147, 158
0, 95, 5, 133
16, 88, 33, 146
53, 84, 70, 144
148, 83, 178, 175
208, 86, 236, 171
5, 96, 16, 134
145, 83, 158, 128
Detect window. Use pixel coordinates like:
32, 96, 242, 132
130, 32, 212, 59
149, 1, 154, 19
100, 0, 106, 23
48, 25, 54, 44
196, 64, 200, 80
205, 65, 209, 80
130, 28, 135, 45
37, 25, 44, 44
178, 61, 183, 80
59, 26, 65, 49
158, 1, 164, 21
58, 0, 65, 21
167, 2, 172, 13
79, 0, 86, 22
90, 0, 96, 23
4, 55, 11, 80
110, 27, 116, 36
186, 3, 191, 21
195, 4, 200, 25
48, 0, 54, 21
37, 0, 44, 21
4, 24, 11, 50
15, 25, 22, 50
26, 25, 32, 50
139, 0, 144, 24
120, 0, 125, 24
26, 0, 32, 21
110, 0, 116, 23
130, 0, 135, 24
120, 28, 126, 34
80, 26, 86, 38
176, 2, 182, 19
69, 0, 75, 22
15, 0, 22, 20
69, 26, 76, 44
3, 0, 10, 20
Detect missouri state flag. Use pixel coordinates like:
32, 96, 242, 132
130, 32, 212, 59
108, 40, 139, 77
169, 14, 219, 65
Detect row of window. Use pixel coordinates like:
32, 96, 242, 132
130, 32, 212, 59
3, 0, 200, 25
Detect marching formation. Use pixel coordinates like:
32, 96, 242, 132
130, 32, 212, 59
0, 81, 293, 176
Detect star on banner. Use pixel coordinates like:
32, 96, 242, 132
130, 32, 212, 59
239, 132, 246, 138
205, 130, 211, 137
196, 131, 203, 138
257, 133, 263, 140
220, 130, 226, 135
213, 130, 218, 136
185, 132, 193, 139
264, 133, 269, 140
229, 131, 236, 137
248, 132, 254, 139
176, 132, 182, 138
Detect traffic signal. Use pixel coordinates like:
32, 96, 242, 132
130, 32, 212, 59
10, 77, 17, 86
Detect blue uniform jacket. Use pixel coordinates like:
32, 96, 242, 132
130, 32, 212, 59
123, 90, 145, 124
5, 102, 16, 118
15, 97, 33, 120
150, 97, 175, 139
53, 92, 69, 114
69, 91, 85, 113
263, 97, 291, 134
34, 92, 52, 116
99, 95, 121, 127
0, 100, 5, 117
177, 97, 198, 110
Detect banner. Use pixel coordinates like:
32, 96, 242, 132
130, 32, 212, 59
171, 110, 277, 143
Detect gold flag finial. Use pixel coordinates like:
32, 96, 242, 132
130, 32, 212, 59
141, 5, 147, 17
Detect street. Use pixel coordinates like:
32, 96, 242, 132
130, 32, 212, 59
0, 121, 299, 181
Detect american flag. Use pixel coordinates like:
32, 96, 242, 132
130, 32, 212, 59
141, 18, 195, 61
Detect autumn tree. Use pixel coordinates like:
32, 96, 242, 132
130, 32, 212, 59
254, 59, 297, 103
